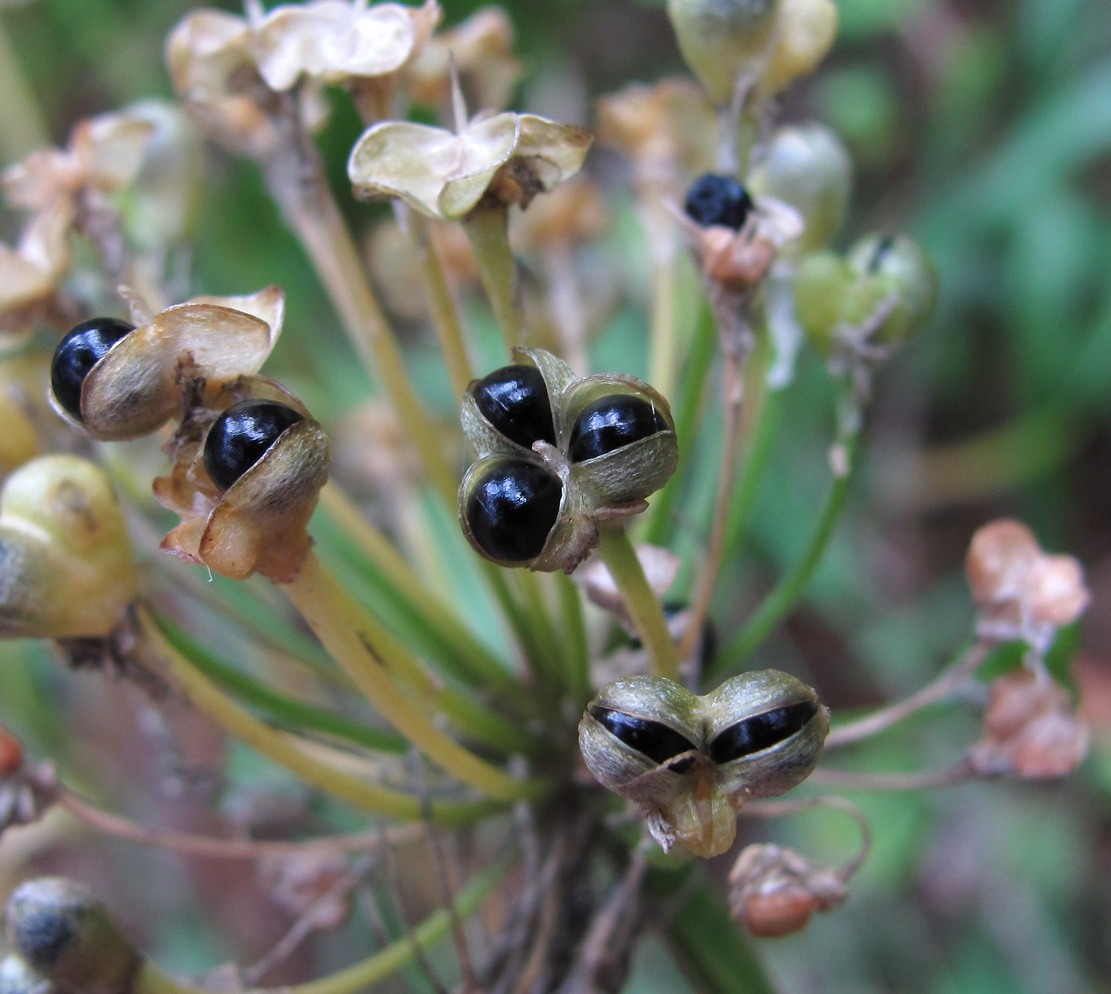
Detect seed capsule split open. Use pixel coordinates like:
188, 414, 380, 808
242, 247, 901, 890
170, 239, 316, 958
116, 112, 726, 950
579, 672, 829, 857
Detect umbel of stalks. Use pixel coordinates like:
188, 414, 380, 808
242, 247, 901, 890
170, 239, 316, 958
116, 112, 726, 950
459, 348, 677, 573
0, 455, 137, 639
579, 672, 829, 857
4, 878, 140, 994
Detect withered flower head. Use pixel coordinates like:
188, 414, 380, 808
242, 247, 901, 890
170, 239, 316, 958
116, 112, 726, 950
48, 285, 285, 441
0, 208, 70, 339
155, 377, 330, 583
966, 519, 1090, 648
0, 455, 137, 640
0, 726, 58, 837
728, 842, 847, 937
967, 669, 1089, 779
348, 107, 592, 221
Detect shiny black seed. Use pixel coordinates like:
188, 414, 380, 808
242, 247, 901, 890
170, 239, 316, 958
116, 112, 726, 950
50, 317, 136, 421
472, 364, 556, 449
589, 706, 698, 766
568, 395, 668, 463
683, 173, 754, 231
203, 401, 304, 492
465, 460, 562, 563
708, 700, 818, 765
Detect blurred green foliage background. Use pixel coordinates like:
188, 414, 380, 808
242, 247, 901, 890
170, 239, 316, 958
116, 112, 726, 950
1, 0, 1110, 991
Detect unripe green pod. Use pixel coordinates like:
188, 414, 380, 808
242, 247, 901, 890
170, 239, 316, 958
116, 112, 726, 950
579, 672, 829, 857
846, 234, 938, 346
4, 878, 140, 994
747, 122, 851, 253
754, 0, 838, 103
667, 0, 780, 104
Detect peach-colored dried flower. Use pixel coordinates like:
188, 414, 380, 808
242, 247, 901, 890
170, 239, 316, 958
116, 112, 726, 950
967, 669, 1089, 779
728, 843, 847, 938
0, 206, 70, 336
348, 107, 592, 220
966, 519, 1089, 647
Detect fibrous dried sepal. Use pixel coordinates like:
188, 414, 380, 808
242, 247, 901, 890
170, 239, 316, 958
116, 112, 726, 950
154, 376, 329, 582
0, 456, 137, 640
966, 519, 1089, 652
728, 842, 847, 937
967, 669, 1089, 779
459, 349, 677, 573
50, 286, 284, 441
579, 673, 829, 857
348, 110, 592, 221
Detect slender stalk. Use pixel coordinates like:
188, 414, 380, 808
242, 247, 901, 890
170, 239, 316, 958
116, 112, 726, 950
282, 551, 550, 801
271, 147, 457, 504
714, 432, 860, 675
809, 761, 977, 791
409, 212, 476, 398
464, 204, 524, 353
597, 526, 680, 681
135, 606, 493, 824
825, 641, 990, 749
132, 855, 513, 994
318, 484, 514, 689
647, 251, 680, 402
558, 572, 592, 703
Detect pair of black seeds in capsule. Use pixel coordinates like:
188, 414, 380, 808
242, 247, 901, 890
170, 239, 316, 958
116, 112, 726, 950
50, 317, 302, 491
590, 699, 819, 772
466, 365, 669, 563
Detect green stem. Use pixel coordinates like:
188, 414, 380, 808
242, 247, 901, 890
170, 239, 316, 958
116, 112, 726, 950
597, 526, 680, 681
136, 606, 493, 824
133, 855, 513, 994
714, 432, 860, 676
282, 551, 550, 802
647, 251, 680, 403
558, 572, 592, 703
464, 203, 523, 353
723, 383, 786, 554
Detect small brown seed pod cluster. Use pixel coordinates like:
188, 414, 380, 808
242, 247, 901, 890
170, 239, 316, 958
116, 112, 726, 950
459, 348, 678, 573
579, 672, 829, 857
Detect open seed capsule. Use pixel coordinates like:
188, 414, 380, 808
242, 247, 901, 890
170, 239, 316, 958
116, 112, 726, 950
568, 395, 671, 463
579, 672, 829, 857
49, 318, 136, 423
460, 458, 563, 566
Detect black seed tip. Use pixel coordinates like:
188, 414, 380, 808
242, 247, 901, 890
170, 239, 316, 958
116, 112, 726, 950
708, 700, 819, 765
589, 706, 698, 766
203, 401, 304, 492
50, 317, 136, 422
568, 395, 668, 463
472, 364, 556, 449
683, 173, 754, 231
465, 460, 562, 564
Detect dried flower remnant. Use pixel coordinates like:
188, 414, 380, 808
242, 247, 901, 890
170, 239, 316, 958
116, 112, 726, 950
0, 729, 58, 836
966, 519, 1090, 651
967, 669, 1089, 779
0, 208, 70, 338
728, 843, 847, 937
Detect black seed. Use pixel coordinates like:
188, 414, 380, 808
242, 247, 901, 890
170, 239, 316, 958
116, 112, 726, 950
708, 700, 819, 764
203, 401, 304, 492
50, 317, 136, 421
472, 364, 556, 449
14, 908, 75, 970
589, 706, 698, 766
465, 460, 562, 563
568, 395, 668, 463
683, 173, 754, 231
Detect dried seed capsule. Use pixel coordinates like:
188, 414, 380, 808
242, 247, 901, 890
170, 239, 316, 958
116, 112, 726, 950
472, 364, 556, 450
683, 174, 754, 231
568, 395, 670, 463
463, 459, 563, 564
49, 318, 136, 422
204, 401, 305, 492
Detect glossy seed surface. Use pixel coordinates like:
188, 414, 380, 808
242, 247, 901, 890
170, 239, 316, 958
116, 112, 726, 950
465, 460, 561, 563
568, 395, 668, 463
50, 317, 137, 421
204, 401, 304, 492
590, 706, 698, 766
472, 364, 556, 449
707, 700, 819, 764
683, 173, 754, 230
